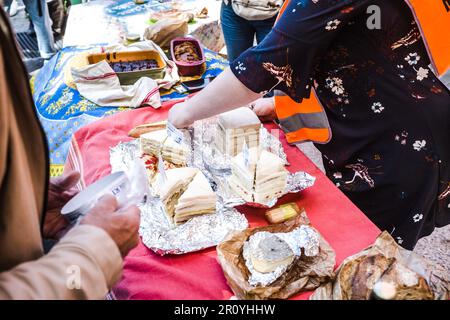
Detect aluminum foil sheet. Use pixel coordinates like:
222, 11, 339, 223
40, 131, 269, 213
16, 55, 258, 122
285, 171, 316, 194
194, 118, 289, 176
242, 226, 320, 287
110, 140, 248, 255
139, 200, 248, 255
110, 139, 141, 173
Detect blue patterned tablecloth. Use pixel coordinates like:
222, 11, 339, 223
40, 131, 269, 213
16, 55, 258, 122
104, 0, 173, 18
32, 45, 228, 176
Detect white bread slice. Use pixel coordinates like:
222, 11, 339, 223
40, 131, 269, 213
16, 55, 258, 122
175, 171, 216, 215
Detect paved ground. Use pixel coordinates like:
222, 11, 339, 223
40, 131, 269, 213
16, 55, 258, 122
8, 2, 63, 73
298, 142, 450, 282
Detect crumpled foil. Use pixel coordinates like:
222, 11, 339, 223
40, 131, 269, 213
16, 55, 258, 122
193, 117, 289, 174
110, 140, 248, 255
242, 225, 320, 287
192, 118, 316, 208
110, 139, 141, 173
109, 115, 316, 254
139, 200, 248, 255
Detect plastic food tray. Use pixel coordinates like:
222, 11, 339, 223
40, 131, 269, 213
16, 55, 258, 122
170, 37, 205, 77
87, 50, 167, 85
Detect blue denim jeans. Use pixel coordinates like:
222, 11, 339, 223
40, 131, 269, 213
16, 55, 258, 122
4, 0, 56, 59
220, 1, 276, 62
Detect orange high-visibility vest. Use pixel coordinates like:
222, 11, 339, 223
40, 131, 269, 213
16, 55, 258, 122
275, 0, 450, 145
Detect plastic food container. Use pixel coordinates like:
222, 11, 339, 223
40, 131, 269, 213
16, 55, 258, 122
170, 37, 205, 77
87, 50, 167, 85
61, 171, 130, 224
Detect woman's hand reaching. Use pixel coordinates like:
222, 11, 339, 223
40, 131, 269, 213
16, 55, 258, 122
250, 97, 277, 122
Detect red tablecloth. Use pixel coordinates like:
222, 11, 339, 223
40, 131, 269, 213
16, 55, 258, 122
66, 100, 380, 300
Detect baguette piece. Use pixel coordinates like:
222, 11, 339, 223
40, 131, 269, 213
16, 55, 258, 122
128, 120, 167, 138
338, 254, 434, 300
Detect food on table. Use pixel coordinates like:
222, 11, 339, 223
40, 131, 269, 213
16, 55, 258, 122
141, 153, 182, 183
144, 18, 189, 48
249, 233, 295, 273
340, 254, 434, 300
157, 168, 216, 225
265, 203, 303, 224
340, 254, 393, 300
242, 226, 320, 287
149, 10, 194, 24
174, 41, 201, 63
157, 166, 197, 205
218, 213, 335, 299
377, 260, 434, 300
109, 59, 159, 73
216, 107, 261, 156
128, 120, 167, 138
140, 129, 189, 166
229, 147, 259, 203
372, 281, 397, 300
310, 231, 446, 300
195, 7, 208, 19
125, 33, 140, 44
174, 170, 217, 224
229, 147, 288, 203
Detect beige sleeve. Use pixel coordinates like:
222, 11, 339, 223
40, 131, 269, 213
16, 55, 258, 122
0, 225, 123, 300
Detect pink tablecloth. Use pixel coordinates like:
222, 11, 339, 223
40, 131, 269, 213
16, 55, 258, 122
66, 100, 380, 299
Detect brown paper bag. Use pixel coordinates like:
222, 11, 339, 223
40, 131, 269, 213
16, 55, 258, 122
144, 18, 188, 49
310, 231, 450, 300
216, 213, 336, 300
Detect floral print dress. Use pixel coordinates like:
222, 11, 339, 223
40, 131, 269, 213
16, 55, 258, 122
230, 0, 450, 250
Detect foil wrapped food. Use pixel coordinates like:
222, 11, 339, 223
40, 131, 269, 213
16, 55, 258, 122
310, 231, 450, 300
216, 213, 336, 300
110, 140, 248, 255
109, 117, 316, 254
242, 226, 320, 287
193, 118, 316, 208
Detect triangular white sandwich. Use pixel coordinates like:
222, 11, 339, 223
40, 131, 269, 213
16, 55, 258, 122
158, 167, 199, 222
229, 147, 288, 203
174, 171, 217, 224
140, 129, 188, 165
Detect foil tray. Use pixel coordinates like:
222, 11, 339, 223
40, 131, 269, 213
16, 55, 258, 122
110, 139, 248, 255
192, 118, 316, 208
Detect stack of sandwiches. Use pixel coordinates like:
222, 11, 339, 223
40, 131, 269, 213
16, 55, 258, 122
216, 107, 261, 156
140, 129, 189, 166
157, 167, 217, 225
229, 147, 288, 203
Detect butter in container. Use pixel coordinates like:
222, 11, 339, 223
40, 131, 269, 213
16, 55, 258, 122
86, 50, 166, 85
265, 202, 303, 224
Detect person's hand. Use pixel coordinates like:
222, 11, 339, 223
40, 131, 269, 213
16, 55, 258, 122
250, 97, 277, 122
44, 170, 81, 240
168, 101, 193, 128
80, 195, 140, 258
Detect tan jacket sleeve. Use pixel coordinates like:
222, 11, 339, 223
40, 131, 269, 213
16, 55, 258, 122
0, 225, 123, 300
